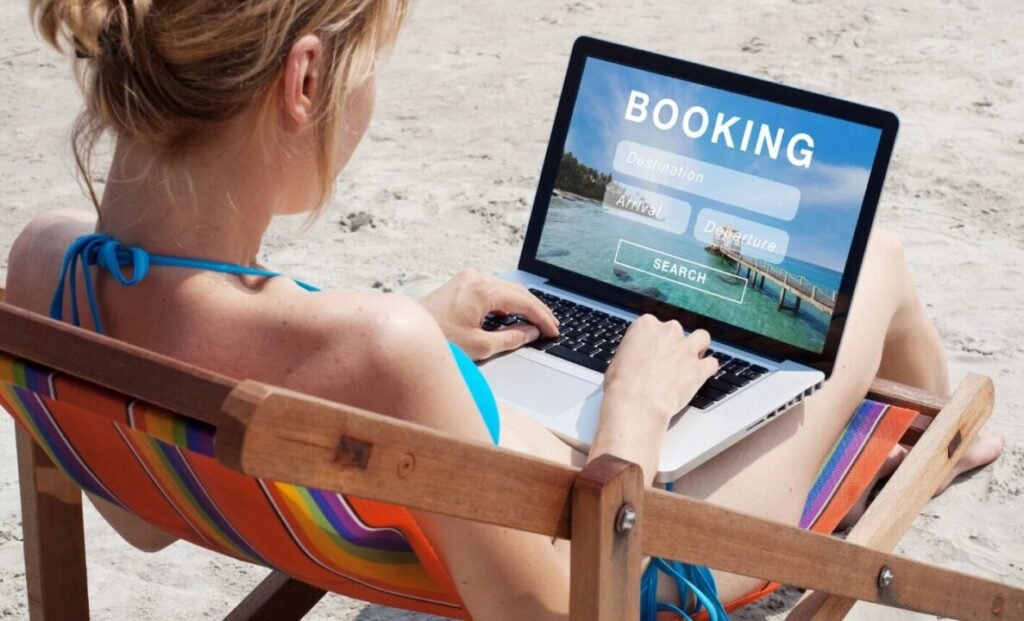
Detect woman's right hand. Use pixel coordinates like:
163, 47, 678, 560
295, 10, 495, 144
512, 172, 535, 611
603, 314, 719, 422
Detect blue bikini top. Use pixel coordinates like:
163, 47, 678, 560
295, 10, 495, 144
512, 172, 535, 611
51, 233, 501, 445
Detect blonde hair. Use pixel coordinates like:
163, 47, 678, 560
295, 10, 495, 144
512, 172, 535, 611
30, 0, 409, 214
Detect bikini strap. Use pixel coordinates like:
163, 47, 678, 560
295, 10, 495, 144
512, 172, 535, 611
50, 233, 320, 335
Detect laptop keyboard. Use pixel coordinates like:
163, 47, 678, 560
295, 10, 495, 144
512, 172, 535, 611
482, 288, 770, 410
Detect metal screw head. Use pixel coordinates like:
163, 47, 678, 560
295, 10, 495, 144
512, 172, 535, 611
616, 504, 637, 533
878, 566, 895, 589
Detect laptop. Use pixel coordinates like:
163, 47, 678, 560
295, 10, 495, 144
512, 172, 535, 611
479, 37, 899, 482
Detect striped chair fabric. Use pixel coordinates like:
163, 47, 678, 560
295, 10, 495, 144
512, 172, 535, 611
0, 352, 918, 619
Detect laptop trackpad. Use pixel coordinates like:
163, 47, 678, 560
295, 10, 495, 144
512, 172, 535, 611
482, 354, 601, 417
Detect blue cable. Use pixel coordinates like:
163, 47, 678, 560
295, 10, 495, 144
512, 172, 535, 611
640, 481, 728, 620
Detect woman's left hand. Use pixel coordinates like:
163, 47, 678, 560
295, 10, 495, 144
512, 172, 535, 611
420, 269, 560, 360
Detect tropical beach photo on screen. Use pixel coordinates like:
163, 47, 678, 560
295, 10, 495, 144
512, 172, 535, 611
536, 57, 884, 353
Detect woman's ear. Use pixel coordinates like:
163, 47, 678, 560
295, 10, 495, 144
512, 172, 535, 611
282, 34, 324, 130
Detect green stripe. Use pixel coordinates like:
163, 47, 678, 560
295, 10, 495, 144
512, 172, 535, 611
12, 360, 27, 390
172, 419, 188, 448
145, 437, 253, 561
292, 487, 418, 566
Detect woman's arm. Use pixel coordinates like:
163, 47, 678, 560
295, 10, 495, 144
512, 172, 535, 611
327, 297, 573, 619
590, 315, 718, 483
301, 289, 714, 618
370, 308, 714, 619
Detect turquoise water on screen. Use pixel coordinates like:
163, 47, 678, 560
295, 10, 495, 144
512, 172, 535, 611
537, 196, 842, 352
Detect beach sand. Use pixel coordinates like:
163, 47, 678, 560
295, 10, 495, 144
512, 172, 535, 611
1, 1, 1022, 619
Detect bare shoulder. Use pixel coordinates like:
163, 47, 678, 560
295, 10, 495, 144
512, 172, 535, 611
220, 284, 458, 417
6, 209, 97, 309
250, 286, 443, 356
302, 288, 451, 376
10, 209, 96, 255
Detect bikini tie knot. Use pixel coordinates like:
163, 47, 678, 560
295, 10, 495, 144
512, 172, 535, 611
81, 235, 152, 286
49, 233, 153, 333
50, 233, 320, 335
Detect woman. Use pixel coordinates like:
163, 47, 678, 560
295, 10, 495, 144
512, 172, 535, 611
6, 0, 1003, 618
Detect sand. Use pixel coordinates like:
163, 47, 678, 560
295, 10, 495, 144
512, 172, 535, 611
1, 0, 1022, 619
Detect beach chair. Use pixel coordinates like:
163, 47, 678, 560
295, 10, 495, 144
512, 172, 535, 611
0, 293, 1021, 621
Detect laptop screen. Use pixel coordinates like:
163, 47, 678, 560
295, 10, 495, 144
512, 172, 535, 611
534, 56, 885, 355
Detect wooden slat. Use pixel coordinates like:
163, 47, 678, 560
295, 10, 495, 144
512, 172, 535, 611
569, 455, 643, 620
789, 373, 998, 620
218, 380, 1024, 620
0, 302, 234, 426
16, 427, 90, 620
646, 488, 1020, 620
868, 377, 947, 416
898, 413, 932, 448
216, 381, 576, 539
224, 571, 326, 621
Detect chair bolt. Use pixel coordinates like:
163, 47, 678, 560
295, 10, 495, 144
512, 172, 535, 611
616, 504, 637, 533
878, 566, 895, 589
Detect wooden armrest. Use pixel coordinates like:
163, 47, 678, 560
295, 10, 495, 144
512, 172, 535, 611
868, 377, 947, 416
219, 377, 1021, 621
868, 377, 958, 447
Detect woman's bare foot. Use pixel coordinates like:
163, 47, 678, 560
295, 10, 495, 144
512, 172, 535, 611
839, 427, 1005, 529
936, 427, 1006, 494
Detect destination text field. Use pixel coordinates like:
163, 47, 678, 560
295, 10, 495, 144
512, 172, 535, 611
612, 140, 802, 221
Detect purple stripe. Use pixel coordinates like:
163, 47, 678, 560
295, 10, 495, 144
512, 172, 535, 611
257, 481, 460, 610
21, 363, 55, 397
113, 424, 216, 548
825, 403, 885, 477
800, 401, 887, 528
184, 420, 216, 456
311, 490, 413, 553
13, 387, 120, 505
157, 443, 266, 563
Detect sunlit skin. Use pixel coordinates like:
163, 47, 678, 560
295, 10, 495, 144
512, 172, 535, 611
6, 33, 1003, 620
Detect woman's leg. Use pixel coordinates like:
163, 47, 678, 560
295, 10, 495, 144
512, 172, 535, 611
87, 493, 177, 552
662, 229, 1003, 604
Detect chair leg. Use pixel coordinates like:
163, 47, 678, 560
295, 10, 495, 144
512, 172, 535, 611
224, 571, 326, 621
15, 427, 90, 620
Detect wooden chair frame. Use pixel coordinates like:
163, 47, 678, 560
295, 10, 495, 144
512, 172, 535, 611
1, 296, 1021, 620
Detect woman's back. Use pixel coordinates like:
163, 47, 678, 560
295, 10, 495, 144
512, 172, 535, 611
5, 209, 478, 432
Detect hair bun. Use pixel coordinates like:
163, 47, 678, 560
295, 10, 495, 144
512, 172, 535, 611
29, 0, 410, 215
31, 0, 153, 61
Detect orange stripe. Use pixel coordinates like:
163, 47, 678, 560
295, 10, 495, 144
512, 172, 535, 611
42, 399, 199, 539
811, 405, 917, 533
348, 497, 468, 611
52, 374, 129, 426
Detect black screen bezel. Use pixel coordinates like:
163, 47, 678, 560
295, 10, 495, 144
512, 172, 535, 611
518, 36, 899, 378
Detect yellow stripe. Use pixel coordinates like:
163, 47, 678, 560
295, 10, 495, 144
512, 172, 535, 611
274, 484, 441, 593
0, 355, 16, 385
125, 431, 249, 561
